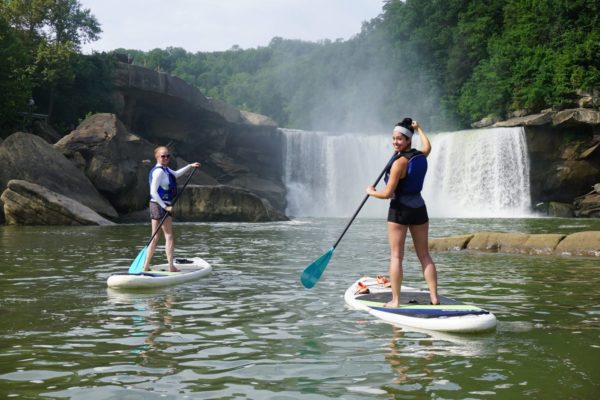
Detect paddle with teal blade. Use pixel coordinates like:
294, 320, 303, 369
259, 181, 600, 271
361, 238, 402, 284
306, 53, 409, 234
301, 152, 399, 288
128, 167, 198, 274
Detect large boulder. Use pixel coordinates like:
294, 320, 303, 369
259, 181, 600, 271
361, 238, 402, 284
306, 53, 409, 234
574, 183, 600, 217
552, 108, 600, 127
1, 180, 114, 225
466, 232, 530, 254
54, 113, 157, 213
427, 234, 474, 251
494, 110, 556, 127
555, 231, 600, 257
226, 174, 287, 212
0, 132, 117, 219
174, 185, 288, 222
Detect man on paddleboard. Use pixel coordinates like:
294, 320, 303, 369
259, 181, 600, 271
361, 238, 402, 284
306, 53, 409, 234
143, 146, 201, 272
366, 118, 439, 307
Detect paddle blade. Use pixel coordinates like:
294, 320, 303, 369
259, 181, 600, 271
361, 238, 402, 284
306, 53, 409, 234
301, 247, 335, 289
128, 246, 148, 274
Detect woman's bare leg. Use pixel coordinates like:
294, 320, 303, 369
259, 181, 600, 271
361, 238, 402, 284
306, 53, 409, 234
143, 219, 161, 272
161, 217, 178, 272
409, 222, 439, 305
385, 222, 408, 307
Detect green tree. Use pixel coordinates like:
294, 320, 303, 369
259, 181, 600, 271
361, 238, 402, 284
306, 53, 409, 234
3, 0, 101, 120
0, 14, 31, 135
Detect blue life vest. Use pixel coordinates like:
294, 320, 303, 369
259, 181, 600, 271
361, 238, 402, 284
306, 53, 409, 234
149, 166, 177, 203
384, 149, 427, 197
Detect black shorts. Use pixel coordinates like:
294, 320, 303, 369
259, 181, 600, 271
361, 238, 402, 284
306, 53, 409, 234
387, 202, 429, 225
149, 202, 170, 220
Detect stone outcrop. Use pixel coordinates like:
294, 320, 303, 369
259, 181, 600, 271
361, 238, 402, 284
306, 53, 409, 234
175, 185, 288, 222
492, 108, 600, 129
54, 113, 155, 213
0, 132, 118, 219
573, 184, 600, 217
428, 234, 474, 251
553, 108, 600, 127
1, 180, 114, 225
554, 231, 600, 257
465, 231, 526, 252
428, 231, 599, 257
493, 110, 555, 127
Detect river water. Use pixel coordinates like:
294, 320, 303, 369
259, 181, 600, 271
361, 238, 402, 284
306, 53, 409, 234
1, 217, 599, 399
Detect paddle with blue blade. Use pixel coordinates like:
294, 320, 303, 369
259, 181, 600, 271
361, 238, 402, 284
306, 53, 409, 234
301, 152, 399, 288
128, 167, 198, 274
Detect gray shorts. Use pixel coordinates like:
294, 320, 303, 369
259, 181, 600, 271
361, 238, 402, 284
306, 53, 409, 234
149, 202, 170, 220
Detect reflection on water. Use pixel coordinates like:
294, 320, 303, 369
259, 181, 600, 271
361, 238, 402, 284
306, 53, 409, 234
0, 218, 599, 399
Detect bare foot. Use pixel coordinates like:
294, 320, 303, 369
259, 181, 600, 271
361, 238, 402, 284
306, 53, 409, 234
142, 267, 150, 272
168, 266, 180, 272
384, 301, 399, 308
430, 296, 440, 305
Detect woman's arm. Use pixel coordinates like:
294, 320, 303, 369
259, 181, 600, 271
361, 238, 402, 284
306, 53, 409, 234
366, 157, 407, 199
172, 162, 201, 178
413, 121, 431, 157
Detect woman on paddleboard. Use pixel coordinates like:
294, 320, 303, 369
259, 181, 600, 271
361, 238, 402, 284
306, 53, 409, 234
366, 118, 439, 307
143, 146, 201, 272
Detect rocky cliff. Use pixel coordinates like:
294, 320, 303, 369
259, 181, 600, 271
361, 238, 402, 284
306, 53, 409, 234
111, 62, 286, 212
491, 108, 600, 217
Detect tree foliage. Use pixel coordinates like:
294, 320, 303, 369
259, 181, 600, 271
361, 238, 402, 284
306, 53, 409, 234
2, 0, 598, 135
0, 0, 102, 134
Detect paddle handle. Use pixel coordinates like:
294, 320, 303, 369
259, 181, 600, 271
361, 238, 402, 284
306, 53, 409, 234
145, 166, 198, 247
332, 152, 398, 250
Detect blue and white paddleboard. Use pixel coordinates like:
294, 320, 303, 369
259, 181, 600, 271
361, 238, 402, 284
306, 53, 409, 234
107, 257, 211, 289
345, 277, 497, 333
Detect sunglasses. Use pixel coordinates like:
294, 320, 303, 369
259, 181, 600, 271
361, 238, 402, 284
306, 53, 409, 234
160, 154, 171, 159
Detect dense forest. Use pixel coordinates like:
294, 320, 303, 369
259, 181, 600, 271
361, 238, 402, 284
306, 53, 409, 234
1, 0, 599, 136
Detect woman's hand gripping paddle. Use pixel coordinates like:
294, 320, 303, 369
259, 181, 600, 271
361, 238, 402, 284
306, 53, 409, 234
300, 152, 399, 288
128, 167, 198, 274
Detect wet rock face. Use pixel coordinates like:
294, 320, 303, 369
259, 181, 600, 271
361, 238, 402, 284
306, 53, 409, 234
525, 123, 600, 207
54, 113, 156, 213
174, 185, 288, 222
574, 184, 600, 218
0, 132, 118, 219
1, 180, 115, 226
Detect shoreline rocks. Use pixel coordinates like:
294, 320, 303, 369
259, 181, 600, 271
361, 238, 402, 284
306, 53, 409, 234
1, 180, 115, 226
0, 132, 118, 219
427, 231, 600, 258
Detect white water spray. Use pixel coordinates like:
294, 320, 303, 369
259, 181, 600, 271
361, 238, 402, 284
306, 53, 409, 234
283, 127, 532, 218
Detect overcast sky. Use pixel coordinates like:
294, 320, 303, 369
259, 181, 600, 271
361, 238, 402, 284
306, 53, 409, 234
79, 0, 385, 54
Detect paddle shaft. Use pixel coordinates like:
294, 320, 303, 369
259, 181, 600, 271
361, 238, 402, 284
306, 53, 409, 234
145, 166, 197, 247
332, 152, 398, 250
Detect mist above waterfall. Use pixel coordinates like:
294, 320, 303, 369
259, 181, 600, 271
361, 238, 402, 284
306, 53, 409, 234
283, 127, 532, 218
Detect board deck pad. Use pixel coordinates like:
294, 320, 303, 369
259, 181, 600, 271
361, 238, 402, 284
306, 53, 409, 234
355, 290, 490, 318
356, 291, 461, 305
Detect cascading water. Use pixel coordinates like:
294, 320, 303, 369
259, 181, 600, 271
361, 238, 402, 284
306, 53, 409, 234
283, 127, 532, 218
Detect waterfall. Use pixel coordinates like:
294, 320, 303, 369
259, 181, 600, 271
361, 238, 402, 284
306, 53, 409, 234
282, 127, 532, 218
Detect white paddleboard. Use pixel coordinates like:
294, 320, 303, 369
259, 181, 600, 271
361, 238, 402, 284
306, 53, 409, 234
107, 257, 211, 289
345, 276, 497, 333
